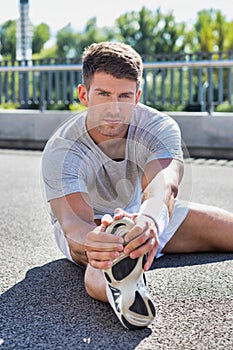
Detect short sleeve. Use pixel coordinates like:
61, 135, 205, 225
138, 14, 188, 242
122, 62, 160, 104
146, 116, 183, 163
42, 138, 88, 202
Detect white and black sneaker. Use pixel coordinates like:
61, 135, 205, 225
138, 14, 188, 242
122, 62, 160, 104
103, 217, 156, 330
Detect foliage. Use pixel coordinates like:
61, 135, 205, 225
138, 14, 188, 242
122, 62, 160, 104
0, 20, 50, 59
224, 21, 233, 51
0, 7, 233, 111
1, 7, 233, 60
32, 45, 57, 59
116, 7, 186, 59
32, 23, 50, 54
215, 103, 233, 112
0, 20, 16, 58
0, 102, 20, 109
45, 102, 86, 111
56, 23, 80, 60
69, 102, 87, 112
192, 9, 233, 52
46, 102, 70, 110
76, 17, 117, 58
55, 17, 116, 60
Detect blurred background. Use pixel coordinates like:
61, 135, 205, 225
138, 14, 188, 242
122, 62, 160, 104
0, 0, 232, 112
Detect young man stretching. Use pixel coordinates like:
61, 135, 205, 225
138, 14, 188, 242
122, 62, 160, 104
42, 41, 233, 330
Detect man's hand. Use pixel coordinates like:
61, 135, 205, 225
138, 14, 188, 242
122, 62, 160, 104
102, 208, 159, 271
84, 219, 124, 269
123, 214, 159, 271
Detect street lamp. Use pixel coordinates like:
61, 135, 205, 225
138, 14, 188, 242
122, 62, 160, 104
16, 0, 32, 61
16, 0, 33, 108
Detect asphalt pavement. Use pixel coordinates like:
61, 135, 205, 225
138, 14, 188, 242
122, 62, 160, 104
0, 150, 233, 350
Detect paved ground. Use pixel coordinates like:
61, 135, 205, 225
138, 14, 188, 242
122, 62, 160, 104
0, 150, 233, 350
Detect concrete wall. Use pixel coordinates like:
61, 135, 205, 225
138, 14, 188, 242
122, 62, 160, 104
0, 110, 72, 150
0, 109, 233, 159
169, 112, 233, 159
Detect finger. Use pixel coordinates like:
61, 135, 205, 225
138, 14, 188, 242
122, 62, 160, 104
85, 240, 124, 253
113, 208, 132, 220
126, 240, 152, 259
88, 250, 121, 262
143, 242, 158, 271
87, 231, 124, 244
127, 235, 157, 259
124, 223, 149, 246
101, 214, 113, 229
88, 258, 114, 269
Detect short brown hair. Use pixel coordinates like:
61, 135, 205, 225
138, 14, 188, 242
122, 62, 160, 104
82, 41, 143, 91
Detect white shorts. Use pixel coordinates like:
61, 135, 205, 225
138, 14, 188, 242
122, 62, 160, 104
53, 200, 190, 264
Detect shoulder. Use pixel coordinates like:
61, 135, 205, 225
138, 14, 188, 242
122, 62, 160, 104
133, 103, 180, 132
42, 110, 89, 174
51, 110, 87, 141
43, 111, 87, 154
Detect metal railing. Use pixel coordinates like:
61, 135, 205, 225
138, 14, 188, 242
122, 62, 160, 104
0, 53, 232, 112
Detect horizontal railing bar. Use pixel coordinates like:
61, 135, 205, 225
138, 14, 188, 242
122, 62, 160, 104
0, 60, 233, 73
143, 60, 233, 69
0, 64, 83, 73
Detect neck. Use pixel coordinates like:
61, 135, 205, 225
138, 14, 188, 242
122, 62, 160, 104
95, 135, 127, 160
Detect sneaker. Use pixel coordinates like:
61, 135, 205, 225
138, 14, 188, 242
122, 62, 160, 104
103, 217, 156, 330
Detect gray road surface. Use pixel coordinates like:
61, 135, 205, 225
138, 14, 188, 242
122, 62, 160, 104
0, 150, 233, 350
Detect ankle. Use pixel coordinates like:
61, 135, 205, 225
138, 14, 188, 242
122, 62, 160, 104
84, 265, 108, 302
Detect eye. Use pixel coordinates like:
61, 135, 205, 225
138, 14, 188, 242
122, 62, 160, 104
119, 93, 133, 99
99, 91, 110, 97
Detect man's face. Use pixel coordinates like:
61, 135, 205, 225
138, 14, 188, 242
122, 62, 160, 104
78, 72, 141, 139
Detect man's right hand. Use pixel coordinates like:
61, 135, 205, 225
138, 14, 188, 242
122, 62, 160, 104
84, 222, 124, 269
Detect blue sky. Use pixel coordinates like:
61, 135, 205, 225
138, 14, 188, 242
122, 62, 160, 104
1, 0, 233, 35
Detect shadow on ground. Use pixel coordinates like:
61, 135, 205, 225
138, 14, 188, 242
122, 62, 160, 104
0, 259, 152, 350
150, 252, 233, 269
1, 253, 233, 349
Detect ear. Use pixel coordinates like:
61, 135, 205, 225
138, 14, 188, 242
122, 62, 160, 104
78, 84, 88, 107
135, 89, 142, 104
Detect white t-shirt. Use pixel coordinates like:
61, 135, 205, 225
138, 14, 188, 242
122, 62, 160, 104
42, 103, 183, 222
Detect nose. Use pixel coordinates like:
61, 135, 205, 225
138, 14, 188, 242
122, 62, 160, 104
109, 100, 121, 116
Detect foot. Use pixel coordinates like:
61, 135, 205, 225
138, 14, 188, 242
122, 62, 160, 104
103, 217, 156, 329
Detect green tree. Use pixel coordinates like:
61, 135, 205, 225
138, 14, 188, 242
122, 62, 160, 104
77, 17, 116, 57
32, 23, 50, 54
214, 10, 226, 52
55, 17, 115, 60
56, 23, 80, 60
193, 9, 230, 53
225, 20, 233, 51
0, 20, 16, 58
116, 7, 186, 59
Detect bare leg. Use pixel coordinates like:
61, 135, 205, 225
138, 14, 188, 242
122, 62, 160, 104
84, 264, 108, 302
82, 202, 233, 301
162, 202, 233, 254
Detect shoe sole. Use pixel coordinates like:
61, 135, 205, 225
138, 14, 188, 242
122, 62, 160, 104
104, 218, 156, 329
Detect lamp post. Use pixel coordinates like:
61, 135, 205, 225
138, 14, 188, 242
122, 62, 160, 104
16, 0, 32, 108
16, 0, 32, 61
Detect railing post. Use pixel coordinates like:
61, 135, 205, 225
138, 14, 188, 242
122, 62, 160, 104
218, 52, 223, 104
152, 69, 157, 105
39, 62, 46, 111
201, 82, 208, 112
0, 60, 2, 104
207, 53, 213, 114
179, 67, 184, 105
143, 69, 148, 104
228, 52, 232, 105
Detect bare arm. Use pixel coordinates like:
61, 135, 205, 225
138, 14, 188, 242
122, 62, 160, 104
50, 192, 124, 267
141, 158, 184, 219
114, 158, 184, 270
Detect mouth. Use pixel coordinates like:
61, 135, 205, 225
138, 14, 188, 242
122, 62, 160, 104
103, 119, 122, 125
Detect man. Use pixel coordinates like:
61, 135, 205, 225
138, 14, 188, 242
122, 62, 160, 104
42, 42, 233, 330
